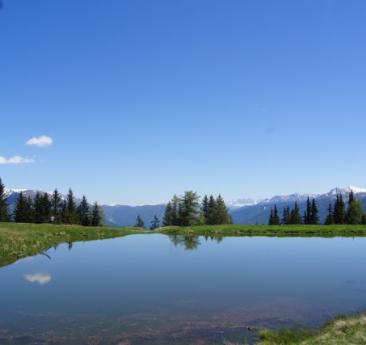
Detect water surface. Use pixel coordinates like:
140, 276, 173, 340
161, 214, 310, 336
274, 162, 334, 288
1, 234, 366, 344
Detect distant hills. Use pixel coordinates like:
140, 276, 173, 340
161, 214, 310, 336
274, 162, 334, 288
5, 186, 366, 226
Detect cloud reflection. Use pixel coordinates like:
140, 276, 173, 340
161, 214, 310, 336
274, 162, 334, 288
24, 273, 52, 285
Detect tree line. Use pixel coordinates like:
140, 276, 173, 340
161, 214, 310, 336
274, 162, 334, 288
0, 178, 102, 226
269, 192, 366, 225
163, 191, 231, 227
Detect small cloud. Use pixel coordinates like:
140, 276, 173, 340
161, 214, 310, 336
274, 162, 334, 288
0, 155, 35, 165
26, 135, 53, 148
24, 273, 52, 285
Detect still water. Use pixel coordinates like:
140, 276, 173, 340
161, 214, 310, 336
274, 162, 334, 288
1, 235, 366, 344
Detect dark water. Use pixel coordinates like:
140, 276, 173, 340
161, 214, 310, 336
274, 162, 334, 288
1, 235, 366, 345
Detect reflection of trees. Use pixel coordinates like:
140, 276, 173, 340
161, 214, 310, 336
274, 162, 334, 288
168, 235, 201, 250
168, 235, 225, 250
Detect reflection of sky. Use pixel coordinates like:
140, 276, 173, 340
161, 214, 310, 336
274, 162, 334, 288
24, 273, 52, 285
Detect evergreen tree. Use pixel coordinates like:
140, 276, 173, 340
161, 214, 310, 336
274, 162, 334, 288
33, 192, 43, 223
178, 191, 200, 226
163, 202, 174, 226
215, 195, 230, 224
273, 205, 280, 225
90, 202, 102, 226
0, 178, 9, 222
135, 215, 144, 228
206, 195, 217, 225
60, 200, 67, 223
77, 195, 90, 226
171, 195, 180, 225
41, 193, 51, 223
362, 214, 366, 225
51, 189, 62, 223
324, 203, 334, 225
310, 199, 319, 224
65, 189, 78, 224
304, 197, 312, 224
150, 215, 160, 230
14, 192, 28, 223
290, 202, 302, 224
268, 208, 274, 225
333, 194, 345, 224
282, 206, 290, 225
346, 196, 364, 225
201, 195, 209, 222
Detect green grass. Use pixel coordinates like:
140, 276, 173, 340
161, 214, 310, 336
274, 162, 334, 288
0, 222, 146, 268
159, 224, 366, 237
257, 313, 366, 345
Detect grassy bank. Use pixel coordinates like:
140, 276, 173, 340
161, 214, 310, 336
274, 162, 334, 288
159, 224, 366, 237
0, 222, 145, 267
257, 313, 366, 345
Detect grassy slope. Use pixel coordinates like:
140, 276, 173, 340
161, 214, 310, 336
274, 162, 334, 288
0, 222, 145, 267
258, 313, 366, 345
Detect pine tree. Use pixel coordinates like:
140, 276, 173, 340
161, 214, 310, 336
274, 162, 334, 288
346, 194, 364, 225
324, 203, 334, 225
135, 215, 144, 228
333, 194, 345, 224
90, 202, 102, 226
282, 207, 290, 225
201, 195, 209, 223
290, 202, 302, 224
273, 205, 280, 225
206, 195, 217, 225
178, 191, 200, 226
310, 199, 319, 224
14, 192, 28, 223
362, 214, 366, 225
41, 193, 51, 223
65, 189, 77, 224
33, 192, 43, 223
268, 208, 274, 225
150, 215, 160, 230
304, 197, 311, 224
51, 189, 62, 223
215, 195, 230, 224
0, 178, 9, 222
171, 195, 180, 225
77, 195, 90, 226
163, 202, 174, 226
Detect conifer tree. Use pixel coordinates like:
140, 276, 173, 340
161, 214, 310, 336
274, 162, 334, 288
65, 189, 78, 224
178, 191, 200, 226
171, 195, 180, 225
333, 194, 345, 224
51, 189, 62, 223
14, 192, 28, 223
304, 197, 311, 224
91, 202, 102, 226
290, 202, 302, 224
325, 203, 334, 225
273, 205, 280, 225
0, 178, 9, 222
346, 193, 364, 225
215, 195, 230, 224
34, 192, 43, 223
135, 215, 144, 228
362, 214, 366, 225
77, 195, 90, 226
206, 195, 217, 225
310, 199, 319, 224
163, 202, 174, 226
201, 195, 209, 223
150, 215, 160, 230
268, 208, 274, 225
282, 206, 290, 225
41, 193, 51, 223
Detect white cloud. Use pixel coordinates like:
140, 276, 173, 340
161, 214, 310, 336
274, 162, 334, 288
0, 155, 35, 165
24, 273, 52, 285
26, 135, 53, 148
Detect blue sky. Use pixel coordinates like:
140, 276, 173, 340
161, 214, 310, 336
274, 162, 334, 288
1, 0, 366, 205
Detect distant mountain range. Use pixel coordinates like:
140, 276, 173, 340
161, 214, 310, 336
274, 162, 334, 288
4, 186, 366, 226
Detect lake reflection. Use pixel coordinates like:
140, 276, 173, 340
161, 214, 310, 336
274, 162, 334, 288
0, 235, 366, 345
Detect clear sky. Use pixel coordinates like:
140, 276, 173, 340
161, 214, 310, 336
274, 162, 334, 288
1, 0, 366, 205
